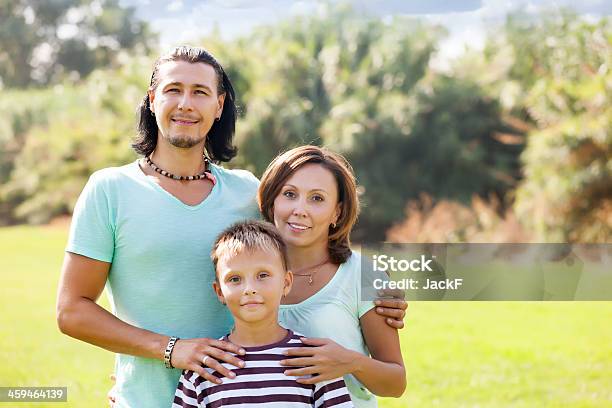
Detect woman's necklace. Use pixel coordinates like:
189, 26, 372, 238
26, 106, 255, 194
292, 258, 330, 285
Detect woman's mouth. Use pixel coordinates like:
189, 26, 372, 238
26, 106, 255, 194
287, 222, 310, 232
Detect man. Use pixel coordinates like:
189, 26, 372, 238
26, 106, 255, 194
56, 46, 407, 407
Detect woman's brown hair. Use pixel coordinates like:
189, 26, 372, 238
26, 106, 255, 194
258, 145, 360, 264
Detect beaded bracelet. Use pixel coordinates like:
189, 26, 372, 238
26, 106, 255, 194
164, 336, 180, 369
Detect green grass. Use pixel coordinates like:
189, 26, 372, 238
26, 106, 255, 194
1, 225, 611, 407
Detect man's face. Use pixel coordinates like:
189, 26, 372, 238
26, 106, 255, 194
213, 248, 292, 325
149, 60, 225, 149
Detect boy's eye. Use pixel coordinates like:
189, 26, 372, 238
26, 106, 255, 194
258, 272, 270, 279
228, 276, 241, 283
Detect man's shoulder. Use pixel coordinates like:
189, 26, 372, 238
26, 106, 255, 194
89, 162, 137, 183
211, 164, 260, 190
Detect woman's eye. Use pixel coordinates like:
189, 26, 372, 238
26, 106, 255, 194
283, 191, 296, 199
312, 195, 324, 202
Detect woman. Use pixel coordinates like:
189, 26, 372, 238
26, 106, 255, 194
258, 146, 406, 406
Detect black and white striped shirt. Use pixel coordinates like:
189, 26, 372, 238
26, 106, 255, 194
172, 329, 354, 408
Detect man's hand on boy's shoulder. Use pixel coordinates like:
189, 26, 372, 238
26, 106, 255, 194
171, 338, 246, 384
374, 289, 408, 329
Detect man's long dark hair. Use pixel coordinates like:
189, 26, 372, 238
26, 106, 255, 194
133, 46, 238, 162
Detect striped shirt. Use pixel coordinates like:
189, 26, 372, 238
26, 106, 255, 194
172, 329, 354, 408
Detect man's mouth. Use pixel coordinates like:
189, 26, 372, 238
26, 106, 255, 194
171, 118, 198, 125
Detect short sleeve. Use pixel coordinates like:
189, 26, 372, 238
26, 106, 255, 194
65, 172, 115, 263
173, 371, 200, 408
313, 377, 354, 407
355, 254, 376, 319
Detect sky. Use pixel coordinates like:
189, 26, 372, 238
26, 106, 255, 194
119, 0, 612, 69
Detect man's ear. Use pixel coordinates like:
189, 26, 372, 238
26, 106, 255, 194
283, 271, 294, 297
148, 89, 156, 114
216, 92, 226, 119
212, 281, 226, 305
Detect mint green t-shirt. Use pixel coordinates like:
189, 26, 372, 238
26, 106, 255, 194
278, 251, 378, 407
66, 160, 260, 408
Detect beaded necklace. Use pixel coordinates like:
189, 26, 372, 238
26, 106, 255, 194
145, 155, 216, 184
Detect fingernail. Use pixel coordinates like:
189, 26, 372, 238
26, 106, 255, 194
239, 349, 246, 355
377, 307, 383, 313
375, 300, 381, 305
283, 350, 289, 355
239, 361, 245, 367
229, 372, 236, 378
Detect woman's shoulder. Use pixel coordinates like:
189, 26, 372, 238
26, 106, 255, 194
340, 250, 362, 273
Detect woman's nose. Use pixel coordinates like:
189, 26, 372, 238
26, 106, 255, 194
291, 200, 308, 217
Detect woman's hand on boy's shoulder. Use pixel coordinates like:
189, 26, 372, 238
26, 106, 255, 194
171, 338, 246, 384
280, 337, 359, 384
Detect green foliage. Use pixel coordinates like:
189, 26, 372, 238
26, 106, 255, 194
500, 12, 612, 242
0, 0, 155, 87
212, 7, 519, 241
0, 56, 150, 223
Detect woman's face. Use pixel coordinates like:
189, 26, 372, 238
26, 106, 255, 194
272, 163, 341, 250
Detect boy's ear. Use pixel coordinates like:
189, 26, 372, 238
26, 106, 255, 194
212, 281, 226, 305
283, 271, 294, 297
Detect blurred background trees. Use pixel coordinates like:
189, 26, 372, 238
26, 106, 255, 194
0, 2, 609, 242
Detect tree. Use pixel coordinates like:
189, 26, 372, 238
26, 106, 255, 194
0, 0, 155, 87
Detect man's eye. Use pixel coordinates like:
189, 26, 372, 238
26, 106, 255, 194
166, 88, 180, 93
195, 89, 207, 95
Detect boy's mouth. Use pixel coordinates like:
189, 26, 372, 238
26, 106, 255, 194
240, 300, 264, 307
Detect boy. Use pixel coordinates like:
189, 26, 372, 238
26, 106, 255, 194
172, 220, 354, 407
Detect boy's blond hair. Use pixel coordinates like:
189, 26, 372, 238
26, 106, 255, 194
211, 220, 289, 278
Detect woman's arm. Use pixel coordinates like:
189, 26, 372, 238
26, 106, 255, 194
281, 310, 405, 397
56, 252, 245, 384
353, 308, 406, 397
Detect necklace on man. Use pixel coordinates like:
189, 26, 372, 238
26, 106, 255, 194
292, 258, 330, 285
145, 155, 216, 184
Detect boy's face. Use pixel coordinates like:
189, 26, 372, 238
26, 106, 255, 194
213, 247, 292, 325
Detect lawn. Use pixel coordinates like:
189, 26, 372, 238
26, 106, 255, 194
1, 225, 610, 407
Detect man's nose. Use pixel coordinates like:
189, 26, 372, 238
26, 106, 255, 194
178, 93, 193, 110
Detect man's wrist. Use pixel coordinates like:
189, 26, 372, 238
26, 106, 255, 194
151, 335, 170, 361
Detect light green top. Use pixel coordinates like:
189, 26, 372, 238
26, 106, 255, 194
66, 160, 260, 408
278, 251, 378, 407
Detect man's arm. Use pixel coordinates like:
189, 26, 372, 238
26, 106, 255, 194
56, 252, 245, 382
56, 252, 168, 359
